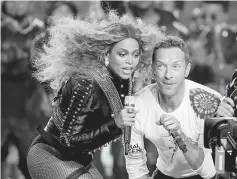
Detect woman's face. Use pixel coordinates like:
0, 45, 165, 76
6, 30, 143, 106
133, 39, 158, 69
106, 38, 140, 79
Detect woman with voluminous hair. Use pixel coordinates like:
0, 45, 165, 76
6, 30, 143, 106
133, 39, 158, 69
27, 11, 163, 179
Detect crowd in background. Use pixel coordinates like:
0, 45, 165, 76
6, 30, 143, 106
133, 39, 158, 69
1, 1, 237, 179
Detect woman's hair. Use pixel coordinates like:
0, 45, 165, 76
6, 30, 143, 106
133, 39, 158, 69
32, 10, 163, 92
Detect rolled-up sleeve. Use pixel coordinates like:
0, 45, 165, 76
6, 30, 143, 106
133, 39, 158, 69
192, 149, 216, 179
194, 118, 216, 178
125, 97, 149, 179
191, 87, 221, 179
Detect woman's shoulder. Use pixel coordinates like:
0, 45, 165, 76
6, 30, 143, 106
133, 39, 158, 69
52, 76, 104, 116
56, 76, 97, 103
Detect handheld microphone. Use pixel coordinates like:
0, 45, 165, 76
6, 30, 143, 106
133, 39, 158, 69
124, 96, 136, 155
170, 132, 187, 153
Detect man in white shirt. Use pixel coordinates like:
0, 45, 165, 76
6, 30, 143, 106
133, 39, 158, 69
125, 36, 222, 179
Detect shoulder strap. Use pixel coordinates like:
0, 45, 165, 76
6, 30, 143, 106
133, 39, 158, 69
89, 68, 124, 117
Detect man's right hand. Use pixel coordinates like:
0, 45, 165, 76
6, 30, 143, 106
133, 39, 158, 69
216, 97, 236, 117
114, 108, 138, 129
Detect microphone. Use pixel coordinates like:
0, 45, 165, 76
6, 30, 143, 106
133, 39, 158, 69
170, 132, 187, 153
124, 96, 136, 155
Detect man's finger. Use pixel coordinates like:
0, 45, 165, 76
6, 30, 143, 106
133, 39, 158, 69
219, 108, 233, 117
216, 110, 225, 117
166, 124, 178, 131
163, 120, 174, 127
221, 103, 235, 116
160, 114, 171, 124
223, 97, 235, 108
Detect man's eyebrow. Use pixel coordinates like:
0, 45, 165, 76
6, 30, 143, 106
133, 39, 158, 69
156, 60, 166, 64
155, 60, 181, 65
172, 60, 181, 64
118, 48, 127, 51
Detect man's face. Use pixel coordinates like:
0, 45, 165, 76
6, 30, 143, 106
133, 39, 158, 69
202, 3, 227, 28
153, 47, 190, 97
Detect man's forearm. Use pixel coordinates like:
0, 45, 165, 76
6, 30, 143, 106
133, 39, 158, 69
180, 132, 205, 170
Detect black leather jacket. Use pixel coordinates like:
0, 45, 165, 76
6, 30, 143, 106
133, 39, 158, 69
38, 74, 129, 154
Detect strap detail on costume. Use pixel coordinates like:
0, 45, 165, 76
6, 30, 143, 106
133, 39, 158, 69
52, 107, 64, 131
53, 78, 93, 147
86, 68, 124, 149
89, 68, 123, 117
189, 88, 220, 119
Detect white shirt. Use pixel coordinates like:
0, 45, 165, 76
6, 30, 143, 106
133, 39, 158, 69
125, 79, 222, 179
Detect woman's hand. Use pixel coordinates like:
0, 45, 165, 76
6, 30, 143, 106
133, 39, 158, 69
216, 97, 235, 117
114, 108, 139, 129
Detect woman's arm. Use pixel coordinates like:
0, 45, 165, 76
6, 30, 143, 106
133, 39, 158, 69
52, 77, 122, 151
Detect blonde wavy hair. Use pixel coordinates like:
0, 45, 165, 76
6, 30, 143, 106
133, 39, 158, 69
32, 11, 164, 92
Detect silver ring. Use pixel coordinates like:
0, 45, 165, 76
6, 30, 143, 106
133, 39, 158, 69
127, 108, 133, 113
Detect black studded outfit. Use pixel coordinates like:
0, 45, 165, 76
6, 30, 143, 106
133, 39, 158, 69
27, 72, 129, 179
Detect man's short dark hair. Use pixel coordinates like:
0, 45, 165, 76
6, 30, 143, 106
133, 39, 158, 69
202, 1, 229, 12
152, 36, 190, 64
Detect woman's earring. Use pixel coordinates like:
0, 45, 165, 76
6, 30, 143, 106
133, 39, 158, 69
105, 59, 109, 66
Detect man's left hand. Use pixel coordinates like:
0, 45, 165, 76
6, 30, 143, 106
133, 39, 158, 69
158, 114, 182, 135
